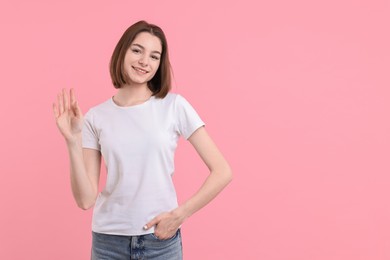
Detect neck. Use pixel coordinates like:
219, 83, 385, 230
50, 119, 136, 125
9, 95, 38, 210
118, 84, 153, 98
113, 84, 153, 106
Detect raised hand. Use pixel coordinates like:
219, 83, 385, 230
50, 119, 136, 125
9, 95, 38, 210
53, 88, 84, 143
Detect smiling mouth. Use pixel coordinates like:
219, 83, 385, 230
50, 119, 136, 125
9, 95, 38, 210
133, 66, 148, 74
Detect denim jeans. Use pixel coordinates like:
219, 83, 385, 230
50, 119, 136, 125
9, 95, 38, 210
91, 229, 183, 260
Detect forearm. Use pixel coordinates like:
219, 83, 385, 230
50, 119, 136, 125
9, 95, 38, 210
66, 135, 97, 209
173, 166, 233, 221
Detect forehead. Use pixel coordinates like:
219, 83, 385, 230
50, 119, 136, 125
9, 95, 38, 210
131, 32, 162, 52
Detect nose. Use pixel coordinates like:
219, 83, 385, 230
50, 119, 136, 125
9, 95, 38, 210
138, 55, 148, 67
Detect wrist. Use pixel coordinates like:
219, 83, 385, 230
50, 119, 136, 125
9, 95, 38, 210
65, 134, 82, 147
172, 203, 192, 222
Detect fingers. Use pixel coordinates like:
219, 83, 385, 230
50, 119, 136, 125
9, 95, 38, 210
72, 100, 83, 118
52, 102, 58, 119
58, 92, 64, 114
144, 216, 160, 230
155, 229, 177, 240
70, 88, 76, 116
54, 88, 82, 119
63, 88, 69, 112
70, 88, 76, 106
70, 88, 83, 117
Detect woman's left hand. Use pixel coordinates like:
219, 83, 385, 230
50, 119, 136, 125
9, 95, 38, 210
144, 210, 185, 240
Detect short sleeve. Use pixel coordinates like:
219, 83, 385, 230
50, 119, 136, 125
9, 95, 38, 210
174, 94, 206, 140
82, 109, 101, 151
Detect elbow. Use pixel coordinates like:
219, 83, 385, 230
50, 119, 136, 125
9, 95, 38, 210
78, 202, 91, 210
79, 204, 92, 211
77, 199, 96, 210
218, 164, 233, 184
225, 167, 233, 183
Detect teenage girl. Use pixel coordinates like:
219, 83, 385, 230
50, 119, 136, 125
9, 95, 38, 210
52, 20, 232, 260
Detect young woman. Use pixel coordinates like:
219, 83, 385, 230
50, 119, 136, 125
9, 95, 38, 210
52, 20, 232, 260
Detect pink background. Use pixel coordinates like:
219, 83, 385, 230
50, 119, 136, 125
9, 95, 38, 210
0, 0, 389, 259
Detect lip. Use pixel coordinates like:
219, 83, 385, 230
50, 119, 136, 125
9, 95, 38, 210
132, 66, 149, 74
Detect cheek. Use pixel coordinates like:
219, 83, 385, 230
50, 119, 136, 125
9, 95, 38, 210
149, 70, 158, 79
126, 56, 136, 64
124, 52, 137, 62
149, 61, 160, 74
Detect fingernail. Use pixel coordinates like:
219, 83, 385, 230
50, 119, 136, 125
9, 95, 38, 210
143, 225, 148, 230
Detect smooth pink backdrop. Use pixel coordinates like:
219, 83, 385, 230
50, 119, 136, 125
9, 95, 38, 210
0, 0, 389, 259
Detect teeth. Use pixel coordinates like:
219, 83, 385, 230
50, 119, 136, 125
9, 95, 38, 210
134, 67, 147, 73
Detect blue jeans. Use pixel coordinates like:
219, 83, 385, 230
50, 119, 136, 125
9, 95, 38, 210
91, 229, 183, 260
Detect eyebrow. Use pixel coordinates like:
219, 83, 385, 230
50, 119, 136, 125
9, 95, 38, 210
131, 43, 161, 55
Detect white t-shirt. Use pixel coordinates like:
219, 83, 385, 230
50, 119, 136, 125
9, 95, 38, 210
82, 92, 205, 236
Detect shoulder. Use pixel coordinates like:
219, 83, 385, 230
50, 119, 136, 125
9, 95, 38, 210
164, 92, 191, 105
160, 92, 191, 101
84, 98, 111, 117
153, 92, 197, 115
154, 92, 182, 107
170, 93, 199, 110
160, 92, 180, 102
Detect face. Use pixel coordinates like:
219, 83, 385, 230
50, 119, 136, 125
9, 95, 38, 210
123, 32, 162, 87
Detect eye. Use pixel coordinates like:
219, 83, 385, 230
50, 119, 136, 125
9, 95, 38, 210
132, 49, 141, 53
151, 55, 160, 60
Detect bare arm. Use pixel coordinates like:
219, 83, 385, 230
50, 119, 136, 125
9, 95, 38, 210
66, 137, 101, 210
145, 126, 233, 238
175, 126, 233, 218
53, 88, 101, 210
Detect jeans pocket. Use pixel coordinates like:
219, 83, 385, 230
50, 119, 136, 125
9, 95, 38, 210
151, 229, 180, 241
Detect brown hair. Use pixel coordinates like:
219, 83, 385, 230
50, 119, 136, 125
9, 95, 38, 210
109, 20, 172, 98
